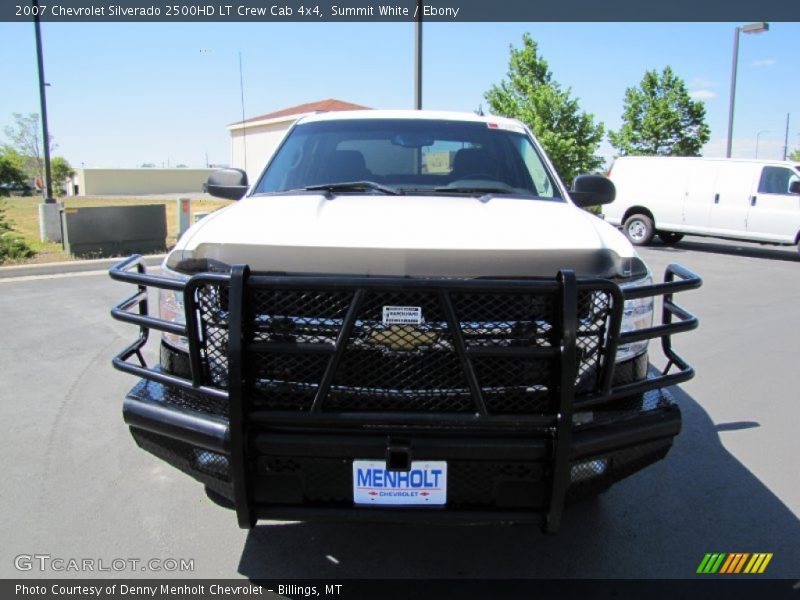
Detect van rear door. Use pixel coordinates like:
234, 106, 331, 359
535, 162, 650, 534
682, 160, 717, 230
708, 162, 758, 235
746, 165, 800, 243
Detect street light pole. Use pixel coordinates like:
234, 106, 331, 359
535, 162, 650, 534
725, 22, 769, 159
414, 0, 422, 110
755, 130, 768, 158
33, 0, 54, 203
782, 113, 789, 160
725, 27, 741, 159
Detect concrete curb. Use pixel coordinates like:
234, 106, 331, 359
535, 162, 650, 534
0, 254, 166, 279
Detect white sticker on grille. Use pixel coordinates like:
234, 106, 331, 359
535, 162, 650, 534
382, 306, 423, 325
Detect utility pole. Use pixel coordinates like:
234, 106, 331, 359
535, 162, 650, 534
414, 0, 422, 110
783, 113, 790, 160
238, 51, 247, 173
33, 0, 54, 203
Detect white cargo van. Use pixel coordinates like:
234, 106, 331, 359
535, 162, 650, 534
604, 157, 800, 249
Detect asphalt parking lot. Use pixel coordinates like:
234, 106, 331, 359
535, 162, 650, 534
0, 236, 798, 580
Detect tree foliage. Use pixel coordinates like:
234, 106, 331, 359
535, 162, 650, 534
789, 148, 800, 162
484, 34, 605, 185
484, 33, 604, 184
3, 113, 74, 196
51, 156, 75, 195
0, 147, 29, 183
608, 66, 710, 156
0, 153, 27, 195
3, 112, 56, 187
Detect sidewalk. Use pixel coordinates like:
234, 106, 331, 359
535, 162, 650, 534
0, 254, 166, 279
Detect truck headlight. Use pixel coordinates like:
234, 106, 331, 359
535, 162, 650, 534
159, 264, 190, 352
617, 276, 654, 363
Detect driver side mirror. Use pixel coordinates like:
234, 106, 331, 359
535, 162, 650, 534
570, 174, 616, 207
206, 168, 248, 200
789, 180, 800, 195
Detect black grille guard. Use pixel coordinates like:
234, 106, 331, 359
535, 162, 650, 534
109, 255, 701, 530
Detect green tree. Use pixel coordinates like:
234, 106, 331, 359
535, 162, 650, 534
3, 112, 56, 188
50, 156, 75, 195
484, 34, 605, 185
0, 147, 29, 183
0, 153, 26, 195
789, 148, 800, 162
609, 66, 710, 156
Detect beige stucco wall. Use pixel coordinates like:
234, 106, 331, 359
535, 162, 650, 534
229, 119, 294, 184
75, 168, 215, 196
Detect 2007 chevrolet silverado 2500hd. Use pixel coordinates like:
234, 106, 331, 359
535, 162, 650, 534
110, 110, 701, 532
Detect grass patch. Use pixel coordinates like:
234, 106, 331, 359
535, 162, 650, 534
1, 196, 234, 264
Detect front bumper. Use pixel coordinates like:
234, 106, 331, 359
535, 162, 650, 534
123, 359, 679, 525
110, 257, 700, 531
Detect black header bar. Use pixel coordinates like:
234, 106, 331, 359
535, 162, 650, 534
3, 0, 800, 23
4, 579, 800, 600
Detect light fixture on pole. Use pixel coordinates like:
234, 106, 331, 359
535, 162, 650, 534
725, 22, 769, 158
755, 130, 769, 158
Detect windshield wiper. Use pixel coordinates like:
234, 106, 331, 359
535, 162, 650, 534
304, 181, 401, 196
433, 184, 515, 195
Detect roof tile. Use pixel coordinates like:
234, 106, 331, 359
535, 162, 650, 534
241, 98, 370, 123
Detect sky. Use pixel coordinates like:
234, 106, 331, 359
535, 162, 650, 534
0, 21, 798, 170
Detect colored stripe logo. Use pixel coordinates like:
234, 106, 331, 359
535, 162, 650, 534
697, 553, 772, 574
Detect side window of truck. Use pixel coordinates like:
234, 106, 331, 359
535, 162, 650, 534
758, 166, 799, 195
517, 138, 555, 198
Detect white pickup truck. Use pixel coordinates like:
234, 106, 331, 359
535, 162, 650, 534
110, 110, 700, 532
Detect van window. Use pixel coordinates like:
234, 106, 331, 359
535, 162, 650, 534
758, 166, 800, 195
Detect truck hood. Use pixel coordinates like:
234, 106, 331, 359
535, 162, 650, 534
171, 193, 637, 278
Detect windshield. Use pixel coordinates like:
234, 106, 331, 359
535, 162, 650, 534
253, 118, 562, 200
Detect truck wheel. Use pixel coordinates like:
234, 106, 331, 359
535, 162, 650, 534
657, 231, 684, 245
623, 214, 655, 246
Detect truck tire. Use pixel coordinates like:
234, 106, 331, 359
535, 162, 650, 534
657, 231, 684, 245
623, 214, 655, 246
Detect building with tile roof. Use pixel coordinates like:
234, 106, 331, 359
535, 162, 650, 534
228, 99, 369, 182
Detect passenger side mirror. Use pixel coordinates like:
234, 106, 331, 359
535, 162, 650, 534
206, 168, 249, 200
570, 174, 615, 207
789, 180, 800, 195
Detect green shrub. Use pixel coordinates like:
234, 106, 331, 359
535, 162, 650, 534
0, 200, 36, 264
0, 233, 36, 263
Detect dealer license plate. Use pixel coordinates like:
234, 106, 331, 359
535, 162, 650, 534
352, 460, 447, 506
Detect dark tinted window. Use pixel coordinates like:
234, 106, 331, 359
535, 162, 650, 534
254, 118, 561, 199
758, 166, 800, 194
